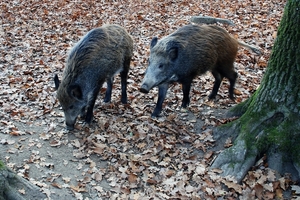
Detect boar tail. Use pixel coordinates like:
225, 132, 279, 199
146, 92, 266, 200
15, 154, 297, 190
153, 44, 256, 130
238, 41, 262, 55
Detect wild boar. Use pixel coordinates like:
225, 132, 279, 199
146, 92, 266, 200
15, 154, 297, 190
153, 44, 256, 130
140, 24, 260, 117
54, 24, 133, 130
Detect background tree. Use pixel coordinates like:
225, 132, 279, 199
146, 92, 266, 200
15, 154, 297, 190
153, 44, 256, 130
211, 0, 300, 182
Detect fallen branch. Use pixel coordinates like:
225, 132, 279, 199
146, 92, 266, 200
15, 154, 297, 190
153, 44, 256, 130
190, 16, 235, 26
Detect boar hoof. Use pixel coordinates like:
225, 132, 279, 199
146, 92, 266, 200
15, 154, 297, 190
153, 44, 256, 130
66, 125, 74, 131
151, 114, 158, 118
82, 122, 90, 129
208, 93, 217, 99
151, 111, 160, 118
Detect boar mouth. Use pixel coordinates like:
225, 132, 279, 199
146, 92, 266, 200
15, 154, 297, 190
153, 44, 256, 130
140, 76, 173, 93
140, 84, 150, 93
140, 80, 163, 93
65, 117, 77, 131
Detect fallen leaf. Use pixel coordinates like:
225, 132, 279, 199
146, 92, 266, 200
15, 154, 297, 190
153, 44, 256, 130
128, 173, 138, 184
51, 182, 62, 188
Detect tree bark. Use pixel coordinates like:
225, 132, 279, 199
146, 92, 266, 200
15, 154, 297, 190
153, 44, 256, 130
0, 160, 46, 200
211, 0, 300, 183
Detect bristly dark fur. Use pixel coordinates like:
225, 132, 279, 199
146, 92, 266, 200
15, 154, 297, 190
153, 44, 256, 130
62, 24, 132, 87
55, 24, 133, 130
141, 24, 259, 117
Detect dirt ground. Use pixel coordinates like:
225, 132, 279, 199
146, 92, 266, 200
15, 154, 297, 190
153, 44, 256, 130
1, 98, 231, 199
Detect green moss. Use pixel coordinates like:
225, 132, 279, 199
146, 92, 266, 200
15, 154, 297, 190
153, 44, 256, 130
278, 115, 300, 162
236, 100, 284, 150
228, 162, 235, 169
238, 108, 300, 164
0, 160, 5, 170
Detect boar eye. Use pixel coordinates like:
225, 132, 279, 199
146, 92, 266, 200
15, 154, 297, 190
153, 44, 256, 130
69, 105, 74, 110
158, 65, 163, 69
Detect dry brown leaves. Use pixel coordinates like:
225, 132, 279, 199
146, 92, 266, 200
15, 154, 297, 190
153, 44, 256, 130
1, 0, 296, 199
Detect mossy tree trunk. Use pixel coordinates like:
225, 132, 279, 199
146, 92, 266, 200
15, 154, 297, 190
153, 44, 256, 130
211, 0, 300, 182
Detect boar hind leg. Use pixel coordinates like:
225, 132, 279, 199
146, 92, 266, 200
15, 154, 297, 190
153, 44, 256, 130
225, 70, 237, 99
120, 57, 130, 104
152, 83, 169, 117
216, 65, 237, 100
181, 81, 192, 108
104, 77, 113, 103
209, 70, 224, 99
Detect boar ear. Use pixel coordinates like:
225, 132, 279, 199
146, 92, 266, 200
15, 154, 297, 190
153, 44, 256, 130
54, 74, 60, 90
168, 47, 178, 61
68, 85, 83, 100
150, 37, 158, 49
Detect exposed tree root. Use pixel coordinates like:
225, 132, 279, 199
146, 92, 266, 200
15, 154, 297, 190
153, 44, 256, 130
0, 164, 46, 200
211, 137, 257, 182
211, 107, 300, 183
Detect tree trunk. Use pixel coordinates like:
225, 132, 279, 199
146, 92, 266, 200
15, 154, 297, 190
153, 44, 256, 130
0, 160, 46, 200
211, 0, 300, 183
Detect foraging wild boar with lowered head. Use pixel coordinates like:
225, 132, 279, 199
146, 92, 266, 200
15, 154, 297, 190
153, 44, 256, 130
54, 24, 133, 130
140, 24, 260, 117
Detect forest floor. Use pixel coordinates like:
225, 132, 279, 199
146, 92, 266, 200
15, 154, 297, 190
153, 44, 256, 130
1, 0, 299, 199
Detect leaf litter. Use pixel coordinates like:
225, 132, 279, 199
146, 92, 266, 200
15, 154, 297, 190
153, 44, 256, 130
1, 0, 297, 199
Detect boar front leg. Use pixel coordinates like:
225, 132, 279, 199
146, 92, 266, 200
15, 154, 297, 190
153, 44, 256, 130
104, 77, 113, 103
120, 57, 130, 104
152, 83, 169, 117
84, 105, 94, 124
181, 81, 192, 108
79, 106, 87, 119
85, 88, 100, 124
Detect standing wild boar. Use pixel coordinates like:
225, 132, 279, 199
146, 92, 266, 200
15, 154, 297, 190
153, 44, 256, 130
54, 24, 133, 130
140, 24, 260, 117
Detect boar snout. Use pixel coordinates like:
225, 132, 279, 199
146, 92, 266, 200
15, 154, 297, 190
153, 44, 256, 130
66, 122, 75, 131
140, 84, 150, 93
65, 117, 77, 131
